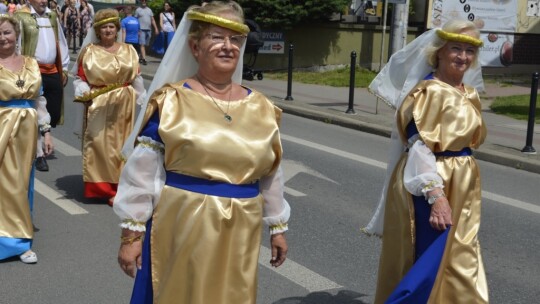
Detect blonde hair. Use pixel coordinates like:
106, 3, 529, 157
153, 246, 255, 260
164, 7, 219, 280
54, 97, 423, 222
0, 14, 20, 39
425, 19, 481, 68
187, 1, 245, 40
93, 9, 121, 34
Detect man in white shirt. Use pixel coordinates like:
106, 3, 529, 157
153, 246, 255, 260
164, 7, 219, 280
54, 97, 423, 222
15, 0, 70, 171
135, 0, 158, 65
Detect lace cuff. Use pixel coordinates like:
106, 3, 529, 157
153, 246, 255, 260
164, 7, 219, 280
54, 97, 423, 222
120, 219, 147, 232
269, 222, 288, 234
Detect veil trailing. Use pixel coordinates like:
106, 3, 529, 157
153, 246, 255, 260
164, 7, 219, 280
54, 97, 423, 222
121, 11, 246, 158
363, 28, 484, 236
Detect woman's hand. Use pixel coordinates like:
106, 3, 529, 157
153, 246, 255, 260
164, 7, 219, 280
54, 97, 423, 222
429, 198, 453, 231
118, 230, 143, 278
42, 132, 54, 156
270, 233, 288, 267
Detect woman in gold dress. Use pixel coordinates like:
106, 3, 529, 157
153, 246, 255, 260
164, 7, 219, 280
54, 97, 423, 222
114, 2, 290, 303
0, 14, 53, 264
365, 20, 489, 303
73, 9, 145, 205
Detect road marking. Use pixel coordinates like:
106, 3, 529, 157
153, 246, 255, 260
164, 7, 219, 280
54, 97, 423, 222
281, 133, 539, 215
53, 138, 81, 156
281, 134, 387, 169
483, 191, 540, 214
34, 179, 88, 215
259, 245, 342, 292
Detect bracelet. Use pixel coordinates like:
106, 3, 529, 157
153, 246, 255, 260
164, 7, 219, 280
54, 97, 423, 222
120, 235, 143, 245
428, 192, 446, 205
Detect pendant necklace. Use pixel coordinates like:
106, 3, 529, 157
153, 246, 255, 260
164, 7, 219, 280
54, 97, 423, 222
16, 74, 25, 89
196, 75, 233, 122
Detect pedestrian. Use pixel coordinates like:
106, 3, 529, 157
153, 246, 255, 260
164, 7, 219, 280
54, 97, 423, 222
365, 19, 488, 303
7, 0, 16, 15
78, 0, 91, 45
0, 0, 7, 13
15, 0, 70, 172
158, 1, 175, 52
72, 8, 145, 206
0, 14, 53, 264
115, 1, 290, 303
121, 6, 140, 59
63, 0, 79, 51
134, 0, 158, 65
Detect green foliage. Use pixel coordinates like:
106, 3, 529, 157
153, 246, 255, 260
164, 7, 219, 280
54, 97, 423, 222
143, 0, 350, 30
265, 66, 377, 88
491, 95, 540, 123
237, 0, 350, 29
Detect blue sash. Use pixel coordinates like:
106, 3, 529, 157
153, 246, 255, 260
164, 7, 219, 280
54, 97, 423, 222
165, 171, 260, 198
434, 147, 472, 157
0, 99, 34, 108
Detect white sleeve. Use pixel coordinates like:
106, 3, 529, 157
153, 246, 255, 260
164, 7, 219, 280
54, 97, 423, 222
403, 139, 444, 198
260, 165, 291, 234
113, 136, 166, 232
72, 76, 91, 98
56, 18, 70, 71
35, 96, 51, 127
132, 74, 147, 105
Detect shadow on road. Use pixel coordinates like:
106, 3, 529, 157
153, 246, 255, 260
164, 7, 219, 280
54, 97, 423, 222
55, 174, 108, 205
273, 290, 369, 304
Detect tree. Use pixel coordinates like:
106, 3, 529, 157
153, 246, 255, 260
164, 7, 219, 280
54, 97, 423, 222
146, 0, 350, 30
237, 0, 351, 29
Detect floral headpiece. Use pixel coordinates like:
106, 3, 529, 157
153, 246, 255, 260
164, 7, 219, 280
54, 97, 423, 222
187, 11, 249, 34
93, 16, 121, 28
436, 29, 483, 47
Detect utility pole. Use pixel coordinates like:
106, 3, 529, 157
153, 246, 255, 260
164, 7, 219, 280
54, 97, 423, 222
390, 0, 410, 54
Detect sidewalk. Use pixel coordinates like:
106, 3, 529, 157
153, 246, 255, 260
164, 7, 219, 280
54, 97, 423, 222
135, 54, 540, 174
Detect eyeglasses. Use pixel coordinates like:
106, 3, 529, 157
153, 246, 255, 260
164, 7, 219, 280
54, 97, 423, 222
204, 33, 247, 48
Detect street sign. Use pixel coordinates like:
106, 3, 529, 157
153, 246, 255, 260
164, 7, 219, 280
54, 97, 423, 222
258, 32, 285, 54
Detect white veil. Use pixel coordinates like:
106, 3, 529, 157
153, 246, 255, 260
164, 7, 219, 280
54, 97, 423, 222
121, 11, 246, 158
363, 28, 484, 236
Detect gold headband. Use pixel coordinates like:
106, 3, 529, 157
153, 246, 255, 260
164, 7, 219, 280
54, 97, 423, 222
93, 17, 120, 28
436, 29, 483, 47
187, 11, 249, 35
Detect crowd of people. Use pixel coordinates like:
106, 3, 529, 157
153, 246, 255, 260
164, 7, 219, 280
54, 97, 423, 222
0, 0, 492, 303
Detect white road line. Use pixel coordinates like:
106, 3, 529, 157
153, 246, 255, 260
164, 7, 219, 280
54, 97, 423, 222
281, 133, 539, 215
281, 134, 387, 169
34, 179, 88, 215
259, 246, 342, 292
483, 191, 540, 214
53, 138, 81, 156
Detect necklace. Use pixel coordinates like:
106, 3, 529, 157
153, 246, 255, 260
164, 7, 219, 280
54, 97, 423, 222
16, 74, 25, 89
196, 75, 233, 122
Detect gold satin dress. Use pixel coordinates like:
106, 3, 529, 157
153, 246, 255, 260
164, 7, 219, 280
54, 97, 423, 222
0, 57, 41, 247
375, 80, 489, 303
77, 43, 139, 198
139, 82, 282, 304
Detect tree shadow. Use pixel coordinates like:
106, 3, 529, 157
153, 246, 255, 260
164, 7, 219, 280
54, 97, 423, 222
273, 290, 369, 304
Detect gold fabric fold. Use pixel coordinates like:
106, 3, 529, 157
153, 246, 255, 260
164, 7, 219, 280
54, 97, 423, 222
375, 80, 488, 304
79, 44, 139, 186
0, 57, 41, 239
140, 82, 282, 304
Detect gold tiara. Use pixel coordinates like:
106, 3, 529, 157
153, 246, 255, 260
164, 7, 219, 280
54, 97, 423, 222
93, 17, 120, 28
187, 11, 249, 34
436, 29, 483, 47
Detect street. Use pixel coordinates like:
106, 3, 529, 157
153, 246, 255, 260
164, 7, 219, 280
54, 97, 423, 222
1, 77, 539, 304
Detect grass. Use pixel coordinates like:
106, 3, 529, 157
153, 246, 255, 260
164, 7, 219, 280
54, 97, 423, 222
266, 67, 539, 123
265, 66, 377, 88
491, 95, 540, 123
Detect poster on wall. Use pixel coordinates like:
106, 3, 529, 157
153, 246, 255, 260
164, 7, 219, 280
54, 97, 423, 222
428, 0, 540, 34
479, 32, 514, 67
428, 0, 518, 32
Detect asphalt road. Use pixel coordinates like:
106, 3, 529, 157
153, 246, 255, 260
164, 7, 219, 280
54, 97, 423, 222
1, 78, 539, 304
